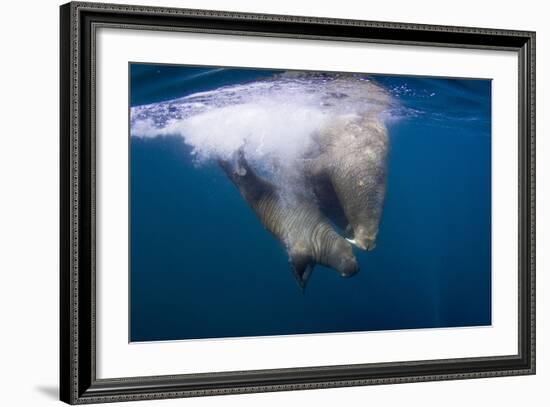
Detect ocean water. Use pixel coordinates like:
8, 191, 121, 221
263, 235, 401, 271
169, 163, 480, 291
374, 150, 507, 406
129, 64, 491, 342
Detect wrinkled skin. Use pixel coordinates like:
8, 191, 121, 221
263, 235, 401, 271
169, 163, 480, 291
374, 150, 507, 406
219, 152, 358, 290
307, 114, 389, 251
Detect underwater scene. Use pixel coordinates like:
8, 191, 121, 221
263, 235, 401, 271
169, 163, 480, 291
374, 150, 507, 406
129, 63, 492, 342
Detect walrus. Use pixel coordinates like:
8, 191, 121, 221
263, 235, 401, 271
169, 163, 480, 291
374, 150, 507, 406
307, 113, 389, 251
219, 151, 358, 290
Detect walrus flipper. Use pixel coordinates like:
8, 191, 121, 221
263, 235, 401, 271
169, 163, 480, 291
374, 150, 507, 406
289, 249, 314, 292
309, 172, 349, 232
217, 149, 248, 184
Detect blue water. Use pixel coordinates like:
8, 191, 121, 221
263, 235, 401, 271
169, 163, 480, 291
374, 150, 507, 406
129, 63, 491, 342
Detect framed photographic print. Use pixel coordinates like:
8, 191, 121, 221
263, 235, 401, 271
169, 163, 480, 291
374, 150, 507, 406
60, 1, 536, 404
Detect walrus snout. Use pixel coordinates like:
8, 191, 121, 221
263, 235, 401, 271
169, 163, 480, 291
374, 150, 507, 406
366, 240, 376, 251
337, 257, 359, 278
347, 226, 378, 251
354, 237, 376, 251
325, 239, 359, 278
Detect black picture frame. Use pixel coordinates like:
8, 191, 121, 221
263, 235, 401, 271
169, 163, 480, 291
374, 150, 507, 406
60, 1, 536, 404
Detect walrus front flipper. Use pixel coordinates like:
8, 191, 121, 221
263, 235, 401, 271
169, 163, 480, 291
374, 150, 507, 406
289, 249, 314, 291
218, 150, 272, 204
309, 173, 349, 232
217, 150, 247, 184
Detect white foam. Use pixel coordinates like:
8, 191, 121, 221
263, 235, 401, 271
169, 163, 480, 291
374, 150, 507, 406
130, 72, 393, 170
172, 99, 327, 163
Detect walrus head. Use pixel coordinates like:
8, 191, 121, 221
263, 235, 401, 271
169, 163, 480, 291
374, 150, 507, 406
346, 225, 378, 251
325, 238, 359, 278
291, 236, 358, 292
